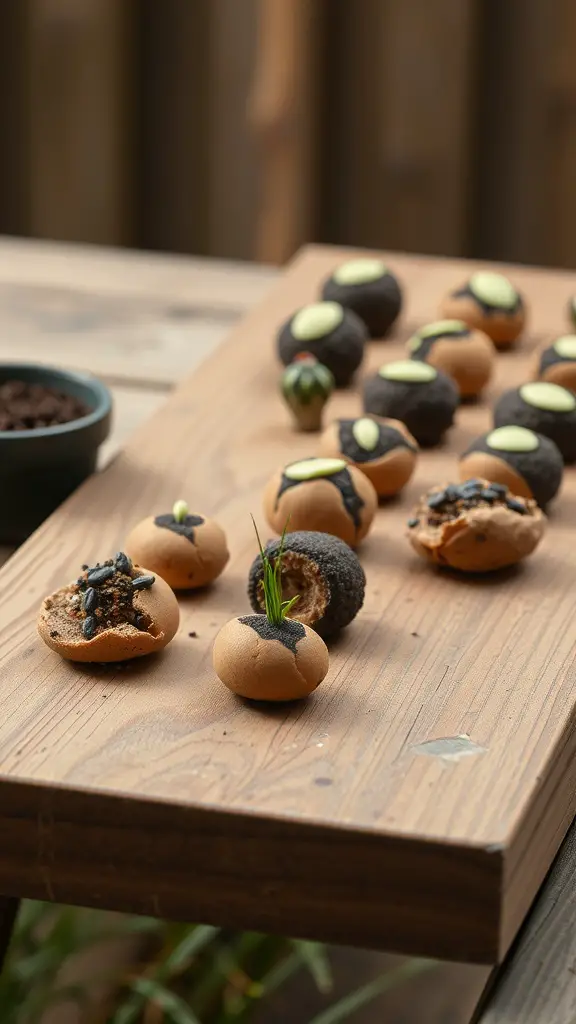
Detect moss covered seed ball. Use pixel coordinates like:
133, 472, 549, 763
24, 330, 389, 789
277, 301, 367, 387
407, 319, 494, 398
407, 480, 545, 573
125, 502, 229, 590
493, 382, 576, 463
248, 531, 365, 638
363, 360, 458, 447
320, 258, 402, 338
439, 271, 525, 349
319, 415, 418, 497
263, 457, 377, 547
533, 335, 576, 393
459, 426, 563, 507
213, 615, 329, 701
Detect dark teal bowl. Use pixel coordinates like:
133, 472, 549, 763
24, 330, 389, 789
0, 364, 112, 544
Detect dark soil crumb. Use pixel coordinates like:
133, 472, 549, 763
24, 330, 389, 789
411, 631, 420, 637
50, 552, 156, 641
0, 379, 91, 430
407, 479, 535, 530
188, 631, 198, 638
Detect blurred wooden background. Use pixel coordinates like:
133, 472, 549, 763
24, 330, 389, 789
0, 0, 575, 269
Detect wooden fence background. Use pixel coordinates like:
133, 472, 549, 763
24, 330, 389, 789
0, 0, 575, 269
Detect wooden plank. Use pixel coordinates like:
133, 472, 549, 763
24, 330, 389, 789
138, 0, 211, 255
0, 245, 575, 963
472, 819, 576, 1022
323, 0, 478, 256
24, 0, 133, 245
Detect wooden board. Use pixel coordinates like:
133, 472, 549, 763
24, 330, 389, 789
471, 819, 576, 1022
0, 245, 575, 964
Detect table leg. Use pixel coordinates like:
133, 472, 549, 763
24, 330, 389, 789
0, 896, 19, 970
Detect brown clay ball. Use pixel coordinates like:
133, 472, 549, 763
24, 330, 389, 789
37, 554, 180, 662
531, 336, 576, 392
407, 319, 494, 398
213, 615, 329, 701
439, 271, 525, 349
124, 503, 229, 590
262, 457, 377, 546
318, 416, 418, 498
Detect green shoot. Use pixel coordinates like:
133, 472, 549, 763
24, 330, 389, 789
173, 499, 189, 523
251, 516, 299, 627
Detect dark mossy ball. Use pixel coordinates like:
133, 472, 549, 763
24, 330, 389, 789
407, 318, 494, 398
533, 335, 576, 393
493, 381, 576, 463
277, 301, 367, 387
319, 415, 418, 497
439, 271, 525, 349
320, 258, 402, 338
459, 425, 563, 507
362, 359, 458, 447
248, 530, 365, 638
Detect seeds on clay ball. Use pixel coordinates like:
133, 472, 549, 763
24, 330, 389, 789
439, 271, 526, 349
276, 301, 367, 387
459, 425, 563, 508
320, 259, 403, 338
318, 415, 418, 498
124, 500, 229, 590
407, 319, 494, 398
262, 457, 377, 547
363, 360, 458, 447
407, 479, 545, 572
248, 530, 366, 637
37, 553, 180, 662
493, 381, 576, 463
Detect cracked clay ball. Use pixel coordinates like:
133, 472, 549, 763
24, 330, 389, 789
407, 479, 545, 573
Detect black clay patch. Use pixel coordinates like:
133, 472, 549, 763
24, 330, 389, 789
453, 284, 522, 317
155, 513, 205, 544
239, 614, 306, 654
338, 418, 416, 463
276, 467, 364, 527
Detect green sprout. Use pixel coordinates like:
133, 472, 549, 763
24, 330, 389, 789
173, 499, 189, 523
251, 516, 299, 627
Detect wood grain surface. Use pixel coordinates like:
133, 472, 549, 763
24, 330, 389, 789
472, 821, 576, 1022
0, 245, 575, 964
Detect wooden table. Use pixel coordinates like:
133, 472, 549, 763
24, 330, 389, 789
0, 238, 575, 978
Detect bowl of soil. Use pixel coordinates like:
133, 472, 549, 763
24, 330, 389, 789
0, 364, 112, 544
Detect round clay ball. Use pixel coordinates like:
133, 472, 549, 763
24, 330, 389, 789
362, 360, 458, 447
277, 301, 367, 387
407, 319, 494, 398
263, 456, 377, 547
248, 530, 365, 638
125, 504, 229, 590
533, 336, 576, 393
213, 615, 329, 702
439, 271, 525, 349
407, 479, 545, 573
319, 415, 418, 497
37, 552, 180, 662
459, 425, 563, 508
320, 258, 402, 338
493, 381, 576, 464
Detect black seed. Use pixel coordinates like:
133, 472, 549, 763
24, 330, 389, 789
427, 491, 447, 510
82, 587, 98, 613
81, 564, 89, 570
115, 552, 132, 575
82, 615, 97, 639
132, 574, 155, 591
134, 614, 149, 631
407, 517, 420, 528
506, 497, 527, 515
488, 483, 507, 496
444, 484, 460, 501
481, 488, 500, 502
87, 565, 116, 586
459, 479, 483, 496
